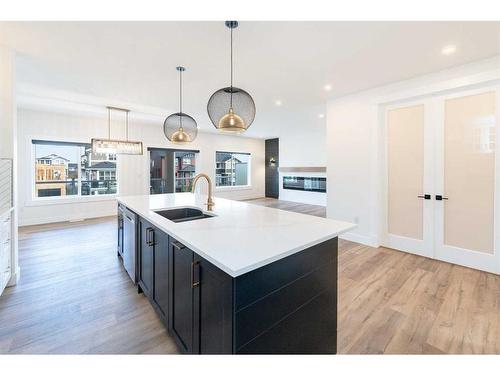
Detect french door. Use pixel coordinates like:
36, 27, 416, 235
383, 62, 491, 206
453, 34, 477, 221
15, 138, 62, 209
383, 86, 500, 274
385, 102, 434, 258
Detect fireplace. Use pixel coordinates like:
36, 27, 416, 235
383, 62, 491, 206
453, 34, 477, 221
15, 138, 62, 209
282, 176, 326, 193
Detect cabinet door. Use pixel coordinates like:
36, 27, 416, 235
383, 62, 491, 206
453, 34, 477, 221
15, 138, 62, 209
139, 218, 154, 297
169, 240, 194, 353
194, 255, 233, 354
153, 230, 169, 318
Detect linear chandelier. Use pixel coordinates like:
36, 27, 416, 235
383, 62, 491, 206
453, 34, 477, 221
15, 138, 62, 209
91, 106, 143, 155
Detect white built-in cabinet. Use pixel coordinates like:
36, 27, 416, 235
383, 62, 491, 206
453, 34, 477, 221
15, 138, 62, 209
0, 211, 11, 293
0, 158, 13, 295
382, 86, 500, 274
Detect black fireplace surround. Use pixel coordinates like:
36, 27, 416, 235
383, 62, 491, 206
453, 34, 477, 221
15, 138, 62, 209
282, 176, 326, 193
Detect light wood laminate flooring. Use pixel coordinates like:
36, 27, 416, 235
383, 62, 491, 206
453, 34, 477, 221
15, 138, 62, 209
1, 198, 499, 354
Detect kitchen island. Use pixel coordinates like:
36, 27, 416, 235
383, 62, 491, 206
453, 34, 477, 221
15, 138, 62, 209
117, 193, 355, 354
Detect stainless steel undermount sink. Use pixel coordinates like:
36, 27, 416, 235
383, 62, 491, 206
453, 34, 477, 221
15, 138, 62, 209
154, 207, 215, 223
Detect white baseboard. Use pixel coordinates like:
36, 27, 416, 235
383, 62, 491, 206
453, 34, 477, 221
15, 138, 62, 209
7, 266, 20, 286
19, 195, 266, 226
233, 193, 266, 201
19, 211, 115, 227
339, 232, 379, 248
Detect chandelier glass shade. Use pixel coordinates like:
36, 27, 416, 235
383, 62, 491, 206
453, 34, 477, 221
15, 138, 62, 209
91, 107, 143, 155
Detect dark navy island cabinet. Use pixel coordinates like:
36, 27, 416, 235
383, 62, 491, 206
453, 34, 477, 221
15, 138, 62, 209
134, 212, 338, 354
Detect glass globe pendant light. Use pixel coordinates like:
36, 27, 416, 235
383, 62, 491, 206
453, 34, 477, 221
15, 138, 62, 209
207, 21, 256, 132
164, 66, 198, 143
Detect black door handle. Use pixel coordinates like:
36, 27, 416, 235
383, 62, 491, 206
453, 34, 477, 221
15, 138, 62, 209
417, 194, 431, 200
435, 195, 449, 201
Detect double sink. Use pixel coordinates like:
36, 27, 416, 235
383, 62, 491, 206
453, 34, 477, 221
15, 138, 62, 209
154, 207, 215, 223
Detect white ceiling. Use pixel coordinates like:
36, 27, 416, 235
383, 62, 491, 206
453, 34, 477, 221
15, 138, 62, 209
1, 21, 500, 138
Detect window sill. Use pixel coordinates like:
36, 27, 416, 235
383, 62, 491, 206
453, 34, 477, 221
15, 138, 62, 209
26, 194, 119, 207
215, 185, 253, 192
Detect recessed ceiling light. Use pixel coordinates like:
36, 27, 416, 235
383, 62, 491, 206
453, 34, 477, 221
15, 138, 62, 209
318, 114, 325, 119
324, 84, 332, 91
275, 100, 282, 106
441, 45, 457, 56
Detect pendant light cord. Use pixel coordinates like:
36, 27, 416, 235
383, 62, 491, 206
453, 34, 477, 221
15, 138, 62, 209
106, 106, 131, 141
179, 68, 183, 114
108, 107, 111, 139
179, 68, 183, 128
230, 25, 233, 108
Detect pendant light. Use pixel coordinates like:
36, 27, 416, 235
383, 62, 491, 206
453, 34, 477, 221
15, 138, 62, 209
207, 21, 256, 132
91, 107, 143, 155
164, 66, 198, 143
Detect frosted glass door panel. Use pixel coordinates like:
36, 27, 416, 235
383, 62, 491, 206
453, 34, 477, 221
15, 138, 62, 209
444, 92, 496, 254
387, 105, 425, 240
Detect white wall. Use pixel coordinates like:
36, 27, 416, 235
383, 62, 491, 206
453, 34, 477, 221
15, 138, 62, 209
277, 110, 327, 205
279, 122, 326, 168
327, 56, 500, 247
17, 108, 265, 226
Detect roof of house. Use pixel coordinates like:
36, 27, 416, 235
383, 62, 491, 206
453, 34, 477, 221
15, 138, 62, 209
216, 153, 243, 164
179, 165, 195, 173
86, 161, 116, 170
176, 152, 195, 158
37, 154, 70, 162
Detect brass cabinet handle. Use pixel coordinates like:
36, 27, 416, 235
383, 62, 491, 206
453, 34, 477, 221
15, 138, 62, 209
191, 261, 200, 288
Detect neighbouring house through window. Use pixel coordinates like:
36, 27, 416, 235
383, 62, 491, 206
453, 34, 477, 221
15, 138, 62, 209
215, 151, 250, 187
32, 140, 118, 198
149, 148, 198, 194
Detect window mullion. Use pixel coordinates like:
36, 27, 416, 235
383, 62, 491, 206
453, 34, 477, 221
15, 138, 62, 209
78, 147, 82, 196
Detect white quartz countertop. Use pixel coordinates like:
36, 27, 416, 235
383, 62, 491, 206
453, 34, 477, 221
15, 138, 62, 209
117, 193, 356, 277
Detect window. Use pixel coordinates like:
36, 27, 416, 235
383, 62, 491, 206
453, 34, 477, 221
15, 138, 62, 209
175, 151, 197, 192
149, 148, 198, 194
33, 140, 118, 198
215, 151, 250, 187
